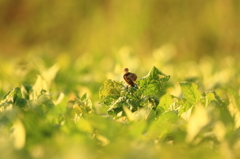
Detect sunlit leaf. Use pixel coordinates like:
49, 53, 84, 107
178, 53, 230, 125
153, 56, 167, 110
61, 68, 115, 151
123, 106, 135, 121
99, 79, 124, 105
213, 121, 226, 142
179, 82, 201, 113
2, 87, 21, 103
186, 103, 209, 143
99, 79, 124, 100
29, 75, 49, 100
159, 93, 173, 111
180, 82, 201, 105
147, 111, 183, 141
40, 64, 60, 86
10, 119, 26, 149
227, 89, 240, 129
138, 66, 170, 97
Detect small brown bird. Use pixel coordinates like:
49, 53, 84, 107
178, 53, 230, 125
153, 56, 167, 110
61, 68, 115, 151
123, 68, 137, 87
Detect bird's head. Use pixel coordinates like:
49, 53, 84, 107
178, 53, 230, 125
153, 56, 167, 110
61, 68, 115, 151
123, 68, 129, 73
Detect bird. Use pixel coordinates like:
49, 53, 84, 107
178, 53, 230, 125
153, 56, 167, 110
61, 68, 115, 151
123, 68, 137, 87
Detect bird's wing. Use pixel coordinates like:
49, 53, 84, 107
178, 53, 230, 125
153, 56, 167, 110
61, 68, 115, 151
129, 73, 137, 82
123, 73, 135, 86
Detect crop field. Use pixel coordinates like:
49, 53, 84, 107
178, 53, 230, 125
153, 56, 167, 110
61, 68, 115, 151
1, 1, 240, 159
1, 53, 240, 159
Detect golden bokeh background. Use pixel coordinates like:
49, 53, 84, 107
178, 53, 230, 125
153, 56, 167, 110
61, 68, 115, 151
1, 0, 239, 60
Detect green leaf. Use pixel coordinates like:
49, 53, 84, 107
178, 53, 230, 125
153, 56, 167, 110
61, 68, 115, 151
107, 96, 126, 111
227, 89, 240, 128
0, 87, 29, 110
80, 93, 87, 101
186, 103, 209, 143
179, 82, 201, 112
140, 95, 159, 109
147, 111, 182, 140
99, 79, 124, 105
202, 91, 228, 107
31, 95, 55, 115
29, 75, 49, 100
144, 66, 170, 81
40, 64, 60, 86
137, 66, 170, 97
15, 98, 28, 110
159, 93, 173, 111
1, 87, 22, 103
66, 93, 93, 121
123, 106, 135, 121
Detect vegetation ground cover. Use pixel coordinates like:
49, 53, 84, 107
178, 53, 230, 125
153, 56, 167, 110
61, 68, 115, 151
1, 53, 240, 159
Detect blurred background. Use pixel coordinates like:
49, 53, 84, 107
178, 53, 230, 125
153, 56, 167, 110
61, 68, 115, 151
0, 0, 240, 100
1, 0, 239, 58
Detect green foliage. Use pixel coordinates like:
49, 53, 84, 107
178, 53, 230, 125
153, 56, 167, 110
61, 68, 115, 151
0, 87, 27, 110
99, 79, 124, 106
99, 66, 169, 118
138, 66, 170, 97
159, 93, 173, 111
1, 1, 240, 157
66, 93, 94, 122
179, 82, 202, 114
1, 56, 240, 159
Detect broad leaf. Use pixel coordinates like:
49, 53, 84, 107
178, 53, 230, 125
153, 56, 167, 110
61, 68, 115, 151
137, 66, 170, 97
159, 93, 173, 111
186, 103, 209, 143
179, 82, 201, 113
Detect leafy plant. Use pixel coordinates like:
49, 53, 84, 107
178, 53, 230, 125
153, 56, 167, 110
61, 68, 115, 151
99, 66, 170, 119
1, 56, 240, 159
